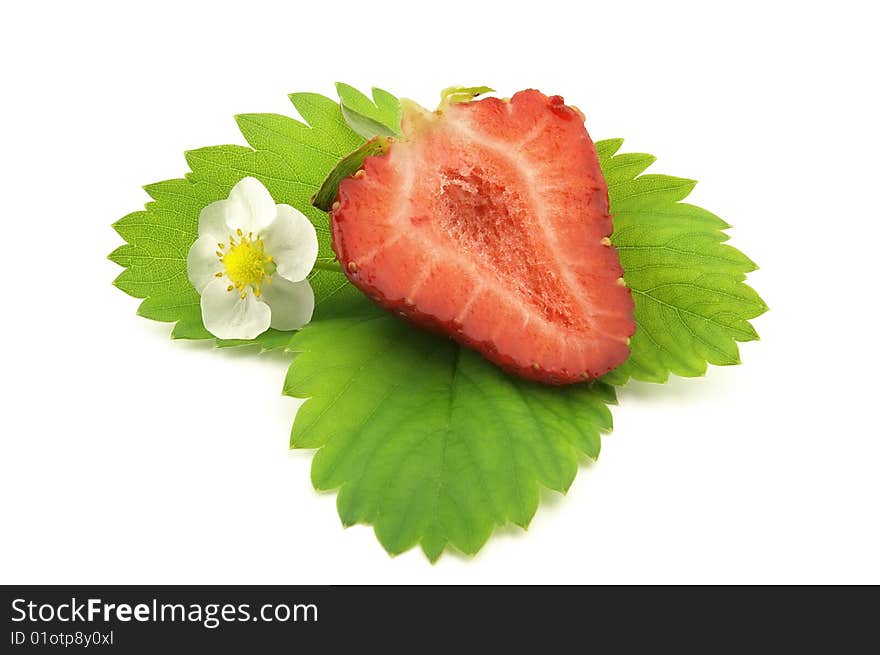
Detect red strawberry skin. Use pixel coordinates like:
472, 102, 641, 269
330, 90, 635, 384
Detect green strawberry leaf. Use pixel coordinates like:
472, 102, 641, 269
336, 83, 401, 139
284, 296, 615, 562
110, 86, 388, 345
595, 139, 768, 384
281, 112, 765, 562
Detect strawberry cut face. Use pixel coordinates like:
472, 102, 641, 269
330, 89, 635, 384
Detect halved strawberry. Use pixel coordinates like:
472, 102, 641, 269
329, 89, 635, 384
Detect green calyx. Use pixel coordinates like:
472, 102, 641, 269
311, 136, 391, 212
440, 85, 495, 106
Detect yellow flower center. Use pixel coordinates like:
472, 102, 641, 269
216, 229, 275, 298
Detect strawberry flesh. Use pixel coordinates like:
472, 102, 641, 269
330, 90, 635, 384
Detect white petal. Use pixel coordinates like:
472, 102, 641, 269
261, 275, 315, 331
226, 177, 277, 234
262, 204, 319, 282
200, 279, 271, 340
198, 199, 237, 241
187, 236, 223, 293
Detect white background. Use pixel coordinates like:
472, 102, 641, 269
2, 0, 878, 584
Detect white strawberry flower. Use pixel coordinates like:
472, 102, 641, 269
187, 177, 319, 340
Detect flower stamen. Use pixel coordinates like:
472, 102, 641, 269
218, 231, 273, 296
